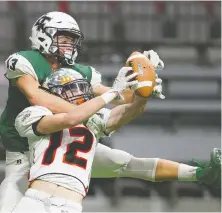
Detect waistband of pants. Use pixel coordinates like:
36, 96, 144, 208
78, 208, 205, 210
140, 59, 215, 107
25, 188, 83, 211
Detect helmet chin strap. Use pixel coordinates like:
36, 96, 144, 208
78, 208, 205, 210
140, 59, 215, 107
57, 50, 78, 66
64, 50, 78, 65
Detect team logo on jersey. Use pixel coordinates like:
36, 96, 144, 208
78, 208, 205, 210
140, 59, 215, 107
19, 110, 31, 123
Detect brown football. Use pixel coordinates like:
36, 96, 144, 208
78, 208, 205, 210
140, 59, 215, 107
125, 51, 156, 98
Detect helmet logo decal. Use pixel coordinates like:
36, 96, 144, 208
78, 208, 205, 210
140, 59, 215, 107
34, 15, 51, 31
61, 76, 73, 84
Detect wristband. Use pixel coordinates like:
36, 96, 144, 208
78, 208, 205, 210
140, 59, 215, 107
101, 91, 117, 104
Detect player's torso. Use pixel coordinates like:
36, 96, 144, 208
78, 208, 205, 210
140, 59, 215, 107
0, 50, 95, 152
0, 50, 52, 151
29, 124, 97, 196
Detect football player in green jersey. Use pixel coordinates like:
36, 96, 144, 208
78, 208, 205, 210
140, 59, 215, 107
0, 11, 165, 212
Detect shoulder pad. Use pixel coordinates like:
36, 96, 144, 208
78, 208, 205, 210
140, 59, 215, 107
15, 106, 52, 138
91, 67, 102, 88
5, 53, 38, 80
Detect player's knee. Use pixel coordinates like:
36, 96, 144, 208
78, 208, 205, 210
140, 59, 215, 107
120, 157, 159, 181
108, 148, 132, 166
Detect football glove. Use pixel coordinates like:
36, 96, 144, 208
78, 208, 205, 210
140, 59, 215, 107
152, 74, 165, 99
112, 67, 138, 99
86, 113, 105, 139
131, 74, 165, 99
143, 50, 164, 71
85, 109, 112, 139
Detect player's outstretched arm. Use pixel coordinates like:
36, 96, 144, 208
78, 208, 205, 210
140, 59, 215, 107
16, 74, 79, 114
35, 90, 119, 134
93, 84, 134, 105
15, 68, 135, 114
105, 95, 147, 133
17, 67, 138, 135
15, 90, 119, 136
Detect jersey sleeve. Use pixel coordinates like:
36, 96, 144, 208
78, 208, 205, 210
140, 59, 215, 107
5, 53, 38, 80
15, 106, 52, 138
90, 67, 102, 88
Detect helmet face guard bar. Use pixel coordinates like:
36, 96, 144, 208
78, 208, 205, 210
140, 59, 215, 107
51, 28, 84, 51
44, 79, 94, 105
45, 27, 84, 65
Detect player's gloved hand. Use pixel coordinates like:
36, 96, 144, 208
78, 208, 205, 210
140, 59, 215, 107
86, 113, 105, 139
112, 67, 138, 99
130, 74, 165, 99
152, 74, 165, 99
85, 109, 112, 139
143, 50, 164, 71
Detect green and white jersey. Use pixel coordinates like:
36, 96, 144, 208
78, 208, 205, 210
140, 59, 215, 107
0, 50, 102, 152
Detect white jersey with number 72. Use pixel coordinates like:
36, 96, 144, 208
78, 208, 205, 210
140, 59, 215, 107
15, 105, 98, 196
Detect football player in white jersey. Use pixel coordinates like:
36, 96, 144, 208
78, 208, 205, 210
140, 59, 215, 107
0, 11, 166, 213
13, 68, 221, 213
12, 67, 147, 213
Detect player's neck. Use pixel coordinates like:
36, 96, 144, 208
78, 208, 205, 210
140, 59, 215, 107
45, 56, 61, 71
51, 62, 61, 71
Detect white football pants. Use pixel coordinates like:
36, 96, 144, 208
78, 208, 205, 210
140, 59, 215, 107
0, 144, 132, 213
12, 188, 82, 213
0, 151, 30, 213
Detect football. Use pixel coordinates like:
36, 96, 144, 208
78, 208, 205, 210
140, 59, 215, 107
126, 51, 156, 98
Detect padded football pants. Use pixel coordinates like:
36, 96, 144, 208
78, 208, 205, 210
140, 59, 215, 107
12, 188, 82, 213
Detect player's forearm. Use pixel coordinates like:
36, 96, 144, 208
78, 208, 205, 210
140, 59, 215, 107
65, 94, 117, 127
110, 88, 134, 105
106, 96, 147, 133
16, 74, 76, 113
30, 89, 76, 113
93, 85, 134, 105
37, 91, 119, 134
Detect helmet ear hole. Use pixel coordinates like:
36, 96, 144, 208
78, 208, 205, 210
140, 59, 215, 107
38, 37, 45, 42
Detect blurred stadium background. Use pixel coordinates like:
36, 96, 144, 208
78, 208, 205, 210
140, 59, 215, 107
0, 1, 221, 212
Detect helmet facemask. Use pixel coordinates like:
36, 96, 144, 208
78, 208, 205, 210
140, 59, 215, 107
46, 78, 94, 105
47, 28, 84, 66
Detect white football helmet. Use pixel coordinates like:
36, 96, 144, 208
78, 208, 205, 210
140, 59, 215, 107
30, 11, 84, 65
